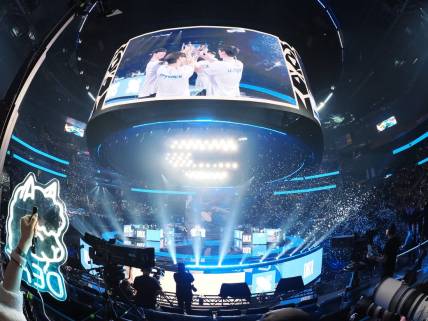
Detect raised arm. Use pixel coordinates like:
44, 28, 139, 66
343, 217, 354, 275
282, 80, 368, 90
3, 214, 38, 292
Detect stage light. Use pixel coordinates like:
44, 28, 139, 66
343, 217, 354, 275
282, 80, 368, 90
168, 137, 239, 153
185, 170, 229, 181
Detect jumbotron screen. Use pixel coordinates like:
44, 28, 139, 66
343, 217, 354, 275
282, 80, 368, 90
97, 26, 301, 110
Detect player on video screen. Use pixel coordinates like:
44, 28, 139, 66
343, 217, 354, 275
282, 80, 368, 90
138, 48, 167, 98
155, 47, 196, 97
195, 48, 217, 96
201, 45, 243, 97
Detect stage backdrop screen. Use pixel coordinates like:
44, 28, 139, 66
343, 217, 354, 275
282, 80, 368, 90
100, 26, 296, 110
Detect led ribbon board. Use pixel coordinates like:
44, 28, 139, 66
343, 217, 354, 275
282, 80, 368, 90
283, 42, 320, 123
5, 173, 69, 301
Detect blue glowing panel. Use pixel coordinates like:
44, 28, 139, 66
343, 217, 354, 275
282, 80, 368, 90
252, 244, 267, 256
146, 229, 162, 241
277, 248, 323, 285
251, 270, 276, 293
234, 230, 243, 240
234, 239, 243, 250
146, 241, 162, 252
101, 231, 120, 241
252, 232, 267, 245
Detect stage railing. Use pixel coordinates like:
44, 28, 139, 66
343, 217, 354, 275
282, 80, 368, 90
157, 287, 316, 310
397, 239, 428, 258
395, 238, 428, 273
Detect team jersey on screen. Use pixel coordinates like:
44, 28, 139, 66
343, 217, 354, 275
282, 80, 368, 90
156, 65, 194, 97
138, 60, 162, 97
195, 60, 216, 95
205, 59, 243, 97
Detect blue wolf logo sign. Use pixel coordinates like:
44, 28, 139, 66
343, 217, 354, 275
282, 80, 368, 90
6, 173, 69, 301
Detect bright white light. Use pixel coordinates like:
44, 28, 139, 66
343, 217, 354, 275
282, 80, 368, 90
185, 171, 229, 181
87, 91, 96, 101
168, 138, 239, 153
316, 92, 333, 111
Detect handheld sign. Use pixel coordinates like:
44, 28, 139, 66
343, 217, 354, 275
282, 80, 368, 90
6, 172, 69, 301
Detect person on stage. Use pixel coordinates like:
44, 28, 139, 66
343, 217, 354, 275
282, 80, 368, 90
173, 263, 195, 314
195, 49, 217, 95
201, 45, 243, 97
138, 48, 167, 98
155, 49, 196, 97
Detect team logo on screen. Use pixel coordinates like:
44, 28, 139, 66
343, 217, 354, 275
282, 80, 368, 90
96, 42, 128, 111
283, 42, 318, 121
6, 173, 69, 301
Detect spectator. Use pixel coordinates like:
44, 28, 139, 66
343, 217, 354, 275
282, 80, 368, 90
368, 223, 401, 279
0, 214, 38, 321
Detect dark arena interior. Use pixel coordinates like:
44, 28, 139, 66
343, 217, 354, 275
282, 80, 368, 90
1, 0, 428, 320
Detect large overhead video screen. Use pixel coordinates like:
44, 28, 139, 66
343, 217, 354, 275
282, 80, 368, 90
98, 26, 297, 110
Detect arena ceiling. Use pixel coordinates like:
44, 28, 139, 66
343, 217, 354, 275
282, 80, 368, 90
76, 0, 428, 148
1, 0, 427, 155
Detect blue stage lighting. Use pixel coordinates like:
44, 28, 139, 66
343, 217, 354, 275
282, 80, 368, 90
130, 187, 196, 195
11, 135, 70, 165
274, 184, 337, 195
393, 132, 428, 155
418, 157, 428, 166
12, 153, 67, 178
288, 170, 340, 181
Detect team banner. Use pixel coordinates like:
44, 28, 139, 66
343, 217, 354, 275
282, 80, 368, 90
6, 173, 69, 301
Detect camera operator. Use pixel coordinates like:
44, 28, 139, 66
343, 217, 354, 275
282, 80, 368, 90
173, 262, 195, 314
367, 223, 401, 279
133, 267, 163, 310
0, 214, 38, 321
